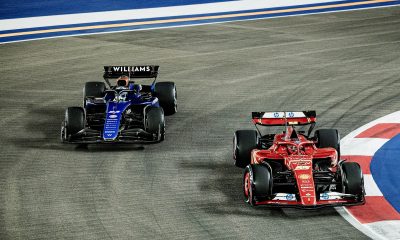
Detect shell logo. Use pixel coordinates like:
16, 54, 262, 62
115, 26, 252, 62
298, 174, 311, 180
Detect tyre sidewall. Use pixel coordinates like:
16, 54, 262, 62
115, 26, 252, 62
243, 165, 255, 205
340, 162, 364, 195
315, 128, 341, 157
65, 107, 85, 136
233, 130, 258, 168
145, 107, 165, 140
154, 82, 177, 115
84, 82, 106, 98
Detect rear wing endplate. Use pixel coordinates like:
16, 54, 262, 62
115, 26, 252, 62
252, 111, 316, 126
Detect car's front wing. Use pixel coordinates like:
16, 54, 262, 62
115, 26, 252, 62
63, 128, 160, 144
253, 192, 365, 209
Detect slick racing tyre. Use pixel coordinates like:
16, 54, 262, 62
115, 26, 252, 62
340, 162, 364, 197
154, 82, 177, 116
84, 82, 106, 106
315, 129, 341, 158
62, 107, 85, 141
233, 130, 258, 168
84, 82, 106, 98
145, 107, 165, 141
243, 164, 273, 206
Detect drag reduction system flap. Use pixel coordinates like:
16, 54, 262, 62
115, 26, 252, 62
252, 111, 316, 126
104, 65, 159, 79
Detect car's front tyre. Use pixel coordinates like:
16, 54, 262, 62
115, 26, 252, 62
145, 107, 165, 142
243, 164, 273, 206
61, 107, 85, 142
340, 161, 364, 199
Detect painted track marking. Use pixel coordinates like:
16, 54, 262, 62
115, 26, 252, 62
338, 111, 400, 239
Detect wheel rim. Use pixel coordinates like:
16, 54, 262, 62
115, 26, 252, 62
244, 172, 249, 197
244, 171, 252, 202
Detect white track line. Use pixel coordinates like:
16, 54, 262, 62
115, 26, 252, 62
0, 0, 339, 31
365, 221, 400, 239
364, 175, 383, 196
341, 138, 388, 156
336, 207, 387, 240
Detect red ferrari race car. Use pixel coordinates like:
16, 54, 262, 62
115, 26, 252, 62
233, 111, 365, 208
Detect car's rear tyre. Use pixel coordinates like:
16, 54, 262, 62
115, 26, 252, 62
340, 162, 364, 196
145, 107, 165, 141
84, 82, 106, 98
233, 130, 258, 168
154, 82, 177, 116
243, 164, 273, 205
84, 82, 106, 106
315, 129, 340, 158
62, 107, 85, 141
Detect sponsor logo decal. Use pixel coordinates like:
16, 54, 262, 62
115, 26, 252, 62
108, 110, 120, 114
320, 192, 329, 200
286, 194, 295, 200
112, 66, 151, 72
298, 174, 311, 180
295, 165, 310, 170
109, 114, 118, 119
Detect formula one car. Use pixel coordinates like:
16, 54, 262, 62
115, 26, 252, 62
61, 65, 177, 143
233, 111, 365, 208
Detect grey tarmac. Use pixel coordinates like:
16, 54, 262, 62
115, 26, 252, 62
1, 6, 400, 240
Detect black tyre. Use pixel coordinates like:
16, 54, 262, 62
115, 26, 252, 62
341, 162, 364, 196
83, 82, 106, 107
154, 82, 177, 116
145, 107, 165, 141
84, 81, 106, 101
315, 129, 340, 158
233, 130, 258, 168
243, 164, 273, 205
62, 107, 85, 141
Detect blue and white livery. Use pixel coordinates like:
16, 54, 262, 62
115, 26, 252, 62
61, 65, 177, 144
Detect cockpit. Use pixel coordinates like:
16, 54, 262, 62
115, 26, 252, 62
276, 142, 315, 156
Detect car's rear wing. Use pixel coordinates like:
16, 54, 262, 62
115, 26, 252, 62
103, 65, 159, 79
252, 111, 316, 126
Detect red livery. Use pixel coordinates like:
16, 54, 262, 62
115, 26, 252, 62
233, 111, 365, 208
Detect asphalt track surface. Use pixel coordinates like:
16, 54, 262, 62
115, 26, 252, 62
1, 6, 400, 240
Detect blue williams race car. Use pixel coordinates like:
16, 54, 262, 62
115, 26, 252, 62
61, 65, 177, 143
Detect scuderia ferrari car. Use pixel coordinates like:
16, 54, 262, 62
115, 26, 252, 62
61, 65, 177, 144
233, 111, 365, 208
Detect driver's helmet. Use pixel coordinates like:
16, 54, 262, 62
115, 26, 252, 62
287, 145, 298, 154
116, 75, 129, 87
